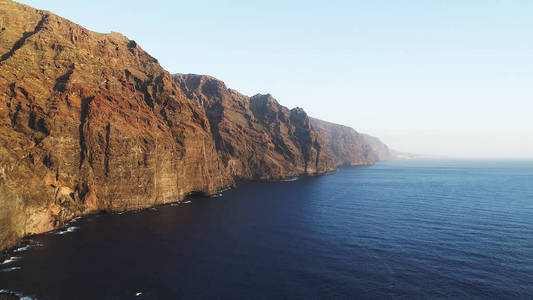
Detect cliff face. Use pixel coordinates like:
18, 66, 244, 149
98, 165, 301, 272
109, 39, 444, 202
310, 118, 374, 167
0, 0, 234, 250
174, 74, 336, 180
0, 0, 393, 251
0, 1, 341, 251
362, 134, 391, 161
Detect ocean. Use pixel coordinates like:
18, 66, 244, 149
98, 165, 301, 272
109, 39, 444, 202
1, 160, 532, 299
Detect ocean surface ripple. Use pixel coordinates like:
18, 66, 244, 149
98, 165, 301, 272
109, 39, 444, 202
1, 160, 532, 299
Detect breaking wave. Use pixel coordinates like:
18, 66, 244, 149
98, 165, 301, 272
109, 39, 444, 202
280, 177, 299, 182
13, 245, 31, 253
67, 216, 81, 224
0, 289, 38, 300
55, 226, 79, 235
1, 256, 20, 265
0, 266, 21, 272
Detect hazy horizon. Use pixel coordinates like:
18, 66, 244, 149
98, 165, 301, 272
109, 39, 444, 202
17, 0, 533, 158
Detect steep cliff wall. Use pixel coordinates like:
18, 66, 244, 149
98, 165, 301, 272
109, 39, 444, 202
0, 1, 340, 251
175, 74, 336, 180
0, 0, 235, 250
0, 0, 393, 252
362, 134, 391, 161
310, 118, 374, 166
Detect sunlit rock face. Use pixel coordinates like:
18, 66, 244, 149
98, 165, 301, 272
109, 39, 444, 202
0, 0, 232, 250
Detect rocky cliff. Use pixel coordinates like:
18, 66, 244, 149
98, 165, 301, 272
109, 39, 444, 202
0, 0, 344, 251
362, 134, 391, 161
0, 0, 237, 251
310, 118, 374, 166
175, 74, 336, 180
0, 0, 393, 251
311, 118, 392, 165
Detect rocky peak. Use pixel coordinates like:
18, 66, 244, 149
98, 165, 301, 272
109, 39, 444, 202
174, 74, 228, 103
249, 93, 288, 125
290, 107, 312, 130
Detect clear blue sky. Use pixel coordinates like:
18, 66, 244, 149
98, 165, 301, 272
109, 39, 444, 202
18, 0, 533, 158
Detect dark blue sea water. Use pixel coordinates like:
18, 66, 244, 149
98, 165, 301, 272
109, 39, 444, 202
1, 160, 533, 299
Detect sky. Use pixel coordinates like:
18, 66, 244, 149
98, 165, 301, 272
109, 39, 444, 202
18, 0, 533, 158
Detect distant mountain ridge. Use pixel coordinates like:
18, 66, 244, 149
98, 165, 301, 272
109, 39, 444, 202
0, 0, 390, 251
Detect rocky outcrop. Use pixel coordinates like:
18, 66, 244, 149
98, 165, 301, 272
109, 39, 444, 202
310, 118, 374, 166
174, 74, 336, 180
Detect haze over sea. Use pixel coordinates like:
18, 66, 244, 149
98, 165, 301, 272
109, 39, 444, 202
1, 160, 532, 299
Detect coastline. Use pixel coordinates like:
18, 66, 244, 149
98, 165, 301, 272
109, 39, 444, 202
0, 0, 390, 255
1, 167, 342, 253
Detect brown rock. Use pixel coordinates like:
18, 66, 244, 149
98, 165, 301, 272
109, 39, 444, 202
0, 0, 231, 250
174, 74, 336, 180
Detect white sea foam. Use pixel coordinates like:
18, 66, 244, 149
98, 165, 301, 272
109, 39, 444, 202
281, 177, 299, 182
1, 256, 20, 265
55, 226, 79, 235
0, 266, 21, 272
14, 241, 42, 252
13, 245, 31, 252
135, 291, 143, 296
170, 203, 179, 207
0, 289, 38, 300
182, 200, 192, 204
211, 193, 223, 198
68, 216, 81, 223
